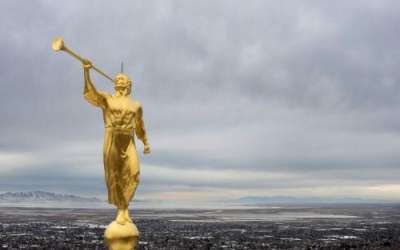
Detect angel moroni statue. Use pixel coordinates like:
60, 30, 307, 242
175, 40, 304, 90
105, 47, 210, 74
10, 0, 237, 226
83, 60, 150, 249
53, 37, 150, 250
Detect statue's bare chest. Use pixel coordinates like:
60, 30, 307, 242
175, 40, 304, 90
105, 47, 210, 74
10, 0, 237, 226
104, 97, 137, 127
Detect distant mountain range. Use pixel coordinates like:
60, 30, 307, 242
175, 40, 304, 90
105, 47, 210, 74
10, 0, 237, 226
0, 191, 101, 203
0, 191, 395, 207
234, 196, 395, 204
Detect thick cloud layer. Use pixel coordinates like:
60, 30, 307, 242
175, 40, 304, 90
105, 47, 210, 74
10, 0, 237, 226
1, 1, 400, 201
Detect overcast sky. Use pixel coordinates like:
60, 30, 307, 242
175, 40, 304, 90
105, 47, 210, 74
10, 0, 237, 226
1, 1, 400, 202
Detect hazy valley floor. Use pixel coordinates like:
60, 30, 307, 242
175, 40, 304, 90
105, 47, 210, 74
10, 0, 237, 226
0, 204, 399, 249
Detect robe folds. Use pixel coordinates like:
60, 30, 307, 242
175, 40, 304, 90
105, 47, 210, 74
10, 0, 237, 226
84, 84, 147, 208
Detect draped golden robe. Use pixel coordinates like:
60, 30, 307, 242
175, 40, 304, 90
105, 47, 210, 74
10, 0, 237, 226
84, 85, 147, 208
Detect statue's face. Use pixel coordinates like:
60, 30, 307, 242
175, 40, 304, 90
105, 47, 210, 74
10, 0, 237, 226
114, 74, 131, 96
115, 85, 131, 96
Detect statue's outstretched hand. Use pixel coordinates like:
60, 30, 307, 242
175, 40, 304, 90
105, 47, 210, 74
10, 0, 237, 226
144, 144, 151, 154
83, 59, 92, 70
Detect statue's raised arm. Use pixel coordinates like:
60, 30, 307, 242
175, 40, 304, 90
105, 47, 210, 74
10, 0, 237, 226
82, 59, 108, 109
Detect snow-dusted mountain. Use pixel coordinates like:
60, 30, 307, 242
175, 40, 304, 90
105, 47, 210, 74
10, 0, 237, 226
234, 196, 394, 204
0, 191, 101, 203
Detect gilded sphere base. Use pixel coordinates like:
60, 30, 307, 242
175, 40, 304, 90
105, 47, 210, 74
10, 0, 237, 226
104, 221, 139, 250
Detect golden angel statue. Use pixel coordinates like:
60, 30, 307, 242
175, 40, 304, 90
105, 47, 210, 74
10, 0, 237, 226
53, 37, 149, 249
82, 59, 150, 225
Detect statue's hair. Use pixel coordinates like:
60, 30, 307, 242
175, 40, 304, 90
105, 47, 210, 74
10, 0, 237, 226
114, 73, 132, 87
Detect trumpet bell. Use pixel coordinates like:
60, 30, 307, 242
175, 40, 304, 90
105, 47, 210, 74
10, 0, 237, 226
52, 37, 65, 51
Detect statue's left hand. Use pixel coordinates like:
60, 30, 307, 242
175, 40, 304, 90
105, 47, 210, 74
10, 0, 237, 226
144, 144, 151, 154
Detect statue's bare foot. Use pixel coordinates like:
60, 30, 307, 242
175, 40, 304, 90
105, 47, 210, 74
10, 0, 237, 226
116, 209, 126, 225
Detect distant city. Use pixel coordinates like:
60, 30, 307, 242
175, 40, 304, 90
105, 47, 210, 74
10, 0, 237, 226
0, 191, 399, 249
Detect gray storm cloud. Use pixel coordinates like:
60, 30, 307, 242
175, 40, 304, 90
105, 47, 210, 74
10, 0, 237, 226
0, 0, 400, 201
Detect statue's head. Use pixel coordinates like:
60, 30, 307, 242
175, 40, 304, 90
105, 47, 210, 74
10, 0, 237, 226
114, 73, 132, 96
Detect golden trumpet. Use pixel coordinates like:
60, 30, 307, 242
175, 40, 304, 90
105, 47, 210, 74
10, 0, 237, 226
52, 37, 114, 82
